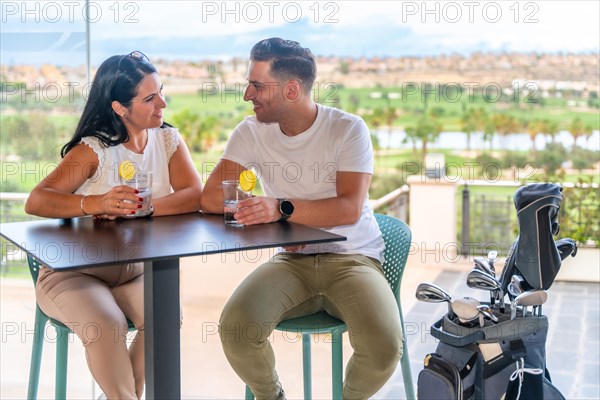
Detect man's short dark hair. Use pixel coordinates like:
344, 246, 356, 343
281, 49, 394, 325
250, 37, 316, 92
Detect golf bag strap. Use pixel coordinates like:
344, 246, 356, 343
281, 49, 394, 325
462, 352, 479, 399
474, 353, 485, 399
431, 318, 485, 347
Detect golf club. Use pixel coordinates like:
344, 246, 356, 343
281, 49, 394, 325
415, 282, 454, 318
508, 274, 526, 300
510, 290, 548, 320
451, 297, 483, 327
487, 250, 498, 276
466, 269, 504, 312
477, 304, 499, 323
474, 257, 495, 278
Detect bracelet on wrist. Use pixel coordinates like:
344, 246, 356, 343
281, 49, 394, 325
80, 194, 89, 216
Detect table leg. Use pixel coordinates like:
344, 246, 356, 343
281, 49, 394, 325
144, 259, 181, 399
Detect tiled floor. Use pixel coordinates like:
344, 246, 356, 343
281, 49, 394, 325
1, 253, 598, 399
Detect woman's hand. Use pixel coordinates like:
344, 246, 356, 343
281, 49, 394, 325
90, 185, 143, 218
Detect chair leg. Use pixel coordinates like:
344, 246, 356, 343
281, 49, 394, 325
27, 307, 48, 400
400, 346, 416, 400
245, 385, 255, 400
400, 309, 416, 400
331, 330, 343, 400
301, 334, 312, 400
55, 326, 69, 400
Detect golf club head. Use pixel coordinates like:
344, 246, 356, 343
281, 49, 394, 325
477, 304, 499, 322
474, 257, 495, 277
507, 282, 522, 298
515, 290, 548, 307
487, 250, 498, 273
451, 297, 481, 323
508, 275, 527, 299
511, 290, 548, 319
415, 282, 452, 303
466, 269, 502, 291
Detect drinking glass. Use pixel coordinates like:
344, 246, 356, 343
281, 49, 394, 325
222, 180, 251, 227
122, 170, 153, 218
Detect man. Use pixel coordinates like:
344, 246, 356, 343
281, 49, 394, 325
201, 37, 402, 400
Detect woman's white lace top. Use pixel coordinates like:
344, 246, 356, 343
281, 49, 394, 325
75, 127, 180, 199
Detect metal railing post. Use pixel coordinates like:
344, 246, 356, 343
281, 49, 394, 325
461, 184, 470, 256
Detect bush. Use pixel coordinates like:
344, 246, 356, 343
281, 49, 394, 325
561, 178, 600, 246
369, 174, 406, 199
475, 153, 501, 180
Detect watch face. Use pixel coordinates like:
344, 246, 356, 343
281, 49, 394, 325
280, 200, 294, 216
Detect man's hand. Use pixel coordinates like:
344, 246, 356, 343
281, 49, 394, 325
234, 196, 281, 225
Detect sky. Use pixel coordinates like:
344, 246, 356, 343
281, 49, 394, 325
1, 0, 599, 66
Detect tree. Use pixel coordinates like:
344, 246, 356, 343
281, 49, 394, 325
525, 119, 544, 154
492, 113, 519, 151
383, 106, 398, 149
171, 109, 221, 153
4, 113, 60, 160
569, 117, 584, 152
544, 119, 559, 144
405, 110, 443, 161
583, 123, 594, 148
460, 108, 477, 153
462, 107, 490, 153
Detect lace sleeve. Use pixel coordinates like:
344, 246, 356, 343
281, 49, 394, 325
161, 127, 180, 161
80, 137, 105, 175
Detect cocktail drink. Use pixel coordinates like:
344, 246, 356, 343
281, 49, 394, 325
222, 180, 251, 227
120, 165, 153, 218
222, 172, 256, 227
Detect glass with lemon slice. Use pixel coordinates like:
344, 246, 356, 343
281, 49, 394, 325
222, 170, 257, 227
119, 160, 153, 218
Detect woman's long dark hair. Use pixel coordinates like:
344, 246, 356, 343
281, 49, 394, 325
61, 53, 158, 157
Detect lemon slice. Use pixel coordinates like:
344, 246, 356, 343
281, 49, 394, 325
119, 160, 136, 181
239, 170, 257, 192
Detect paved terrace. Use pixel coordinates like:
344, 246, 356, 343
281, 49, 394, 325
1, 253, 598, 399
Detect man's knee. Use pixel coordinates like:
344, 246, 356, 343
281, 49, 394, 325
367, 332, 403, 371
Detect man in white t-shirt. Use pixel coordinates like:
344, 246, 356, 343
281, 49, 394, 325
201, 38, 402, 400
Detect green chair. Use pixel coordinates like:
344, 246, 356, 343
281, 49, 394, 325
245, 213, 415, 400
26, 255, 135, 400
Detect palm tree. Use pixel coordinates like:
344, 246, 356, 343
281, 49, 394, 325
544, 119, 560, 144
460, 108, 477, 153
569, 117, 584, 152
471, 107, 495, 150
384, 106, 398, 149
525, 119, 544, 154
405, 110, 444, 161
583, 123, 594, 149
363, 108, 385, 152
492, 113, 519, 151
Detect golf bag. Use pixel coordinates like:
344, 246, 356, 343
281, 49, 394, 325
417, 313, 564, 400
417, 183, 576, 399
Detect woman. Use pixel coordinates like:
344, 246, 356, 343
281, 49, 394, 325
25, 51, 202, 399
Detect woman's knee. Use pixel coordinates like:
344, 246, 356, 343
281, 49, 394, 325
78, 312, 129, 347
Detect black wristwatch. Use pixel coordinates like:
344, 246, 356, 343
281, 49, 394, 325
278, 198, 294, 221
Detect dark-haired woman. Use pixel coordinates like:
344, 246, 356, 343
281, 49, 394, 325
25, 52, 202, 399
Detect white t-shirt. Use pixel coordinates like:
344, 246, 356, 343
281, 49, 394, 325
75, 127, 180, 198
222, 104, 384, 262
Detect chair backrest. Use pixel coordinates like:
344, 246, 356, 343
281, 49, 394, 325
27, 254, 42, 284
374, 213, 412, 300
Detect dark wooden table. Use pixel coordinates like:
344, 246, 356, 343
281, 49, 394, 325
0, 212, 346, 399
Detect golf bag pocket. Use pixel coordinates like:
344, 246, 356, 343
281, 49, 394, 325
417, 356, 460, 400
417, 352, 477, 400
